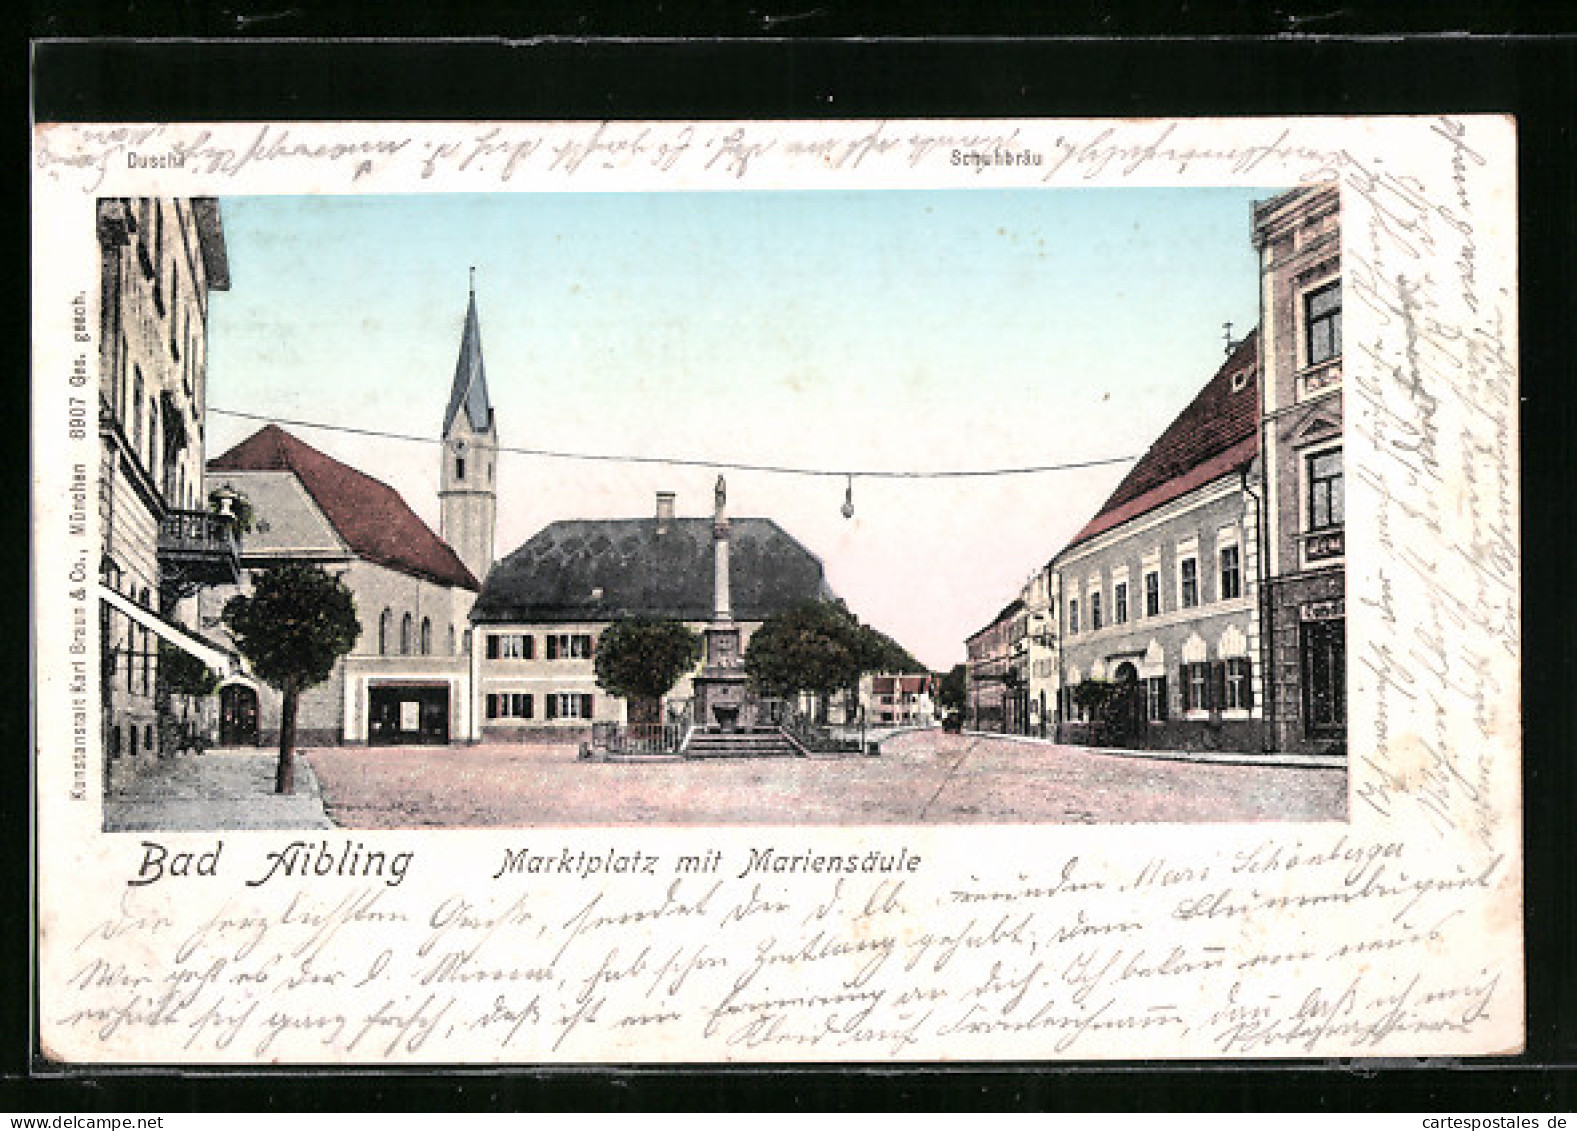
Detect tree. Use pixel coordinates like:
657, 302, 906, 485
1071, 678, 1120, 746
592, 617, 703, 724
159, 639, 220, 699
222, 562, 360, 794
156, 633, 221, 749
937, 663, 968, 718
745, 601, 923, 720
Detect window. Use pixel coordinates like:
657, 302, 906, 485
546, 692, 594, 720
131, 370, 144, 451
1219, 544, 1242, 600
1145, 571, 1161, 617
1068, 598, 1080, 634
147, 398, 159, 474
1224, 657, 1253, 711
400, 613, 413, 656
546, 633, 593, 660
1308, 449, 1344, 530
1180, 558, 1199, 609
1114, 582, 1129, 625
1305, 280, 1342, 366
1182, 661, 1211, 712
379, 609, 391, 656
420, 617, 432, 655
455, 457, 466, 481
486, 633, 533, 660
169, 269, 180, 356
1090, 591, 1102, 631
486, 692, 534, 720
1145, 676, 1168, 722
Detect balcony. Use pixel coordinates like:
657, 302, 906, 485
158, 509, 240, 593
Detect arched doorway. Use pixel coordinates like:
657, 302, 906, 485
1109, 662, 1144, 747
219, 684, 259, 747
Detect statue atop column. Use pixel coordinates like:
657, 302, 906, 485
714, 474, 727, 518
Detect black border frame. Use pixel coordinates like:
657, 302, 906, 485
18, 30, 1576, 1112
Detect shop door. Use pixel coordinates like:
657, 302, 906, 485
219, 685, 259, 746
1301, 620, 1347, 738
368, 685, 451, 745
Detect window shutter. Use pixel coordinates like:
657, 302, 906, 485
581, 694, 594, 719
1241, 660, 1254, 709
486, 634, 499, 660
1178, 665, 1189, 711
1159, 675, 1170, 721
547, 635, 559, 661
546, 694, 558, 720
1211, 661, 1226, 712
523, 694, 534, 720
524, 636, 534, 660
486, 693, 498, 720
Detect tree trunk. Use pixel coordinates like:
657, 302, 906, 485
276, 681, 298, 795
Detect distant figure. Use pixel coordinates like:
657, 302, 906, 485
715, 474, 727, 512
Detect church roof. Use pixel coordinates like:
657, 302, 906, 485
443, 285, 494, 436
209, 425, 480, 591
471, 517, 836, 625
1060, 330, 1260, 555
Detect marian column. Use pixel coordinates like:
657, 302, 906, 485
693, 474, 753, 730
713, 474, 732, 624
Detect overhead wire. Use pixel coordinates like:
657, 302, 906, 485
208, 406, 1139, 481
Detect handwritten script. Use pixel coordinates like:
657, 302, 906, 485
48, 835, 1513, 1062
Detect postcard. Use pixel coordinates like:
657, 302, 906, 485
30, 115, 1520, 1063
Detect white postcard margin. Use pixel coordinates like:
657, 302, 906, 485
31, 116, 1521, 1063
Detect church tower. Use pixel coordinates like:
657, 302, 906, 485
439, 271, 498, 584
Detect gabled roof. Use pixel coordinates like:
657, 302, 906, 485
874, 675, 930, 695
966, 597, 1025, 645
443, 286, 494, 436
208, 425, 480, 591
471, 517, 835, 625
1060, 331, 1260, 555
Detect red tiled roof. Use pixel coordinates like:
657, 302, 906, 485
1062, 331, 1260, 553
209, 425, 480, 591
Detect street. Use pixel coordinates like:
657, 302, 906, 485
305, 730, 1347, 828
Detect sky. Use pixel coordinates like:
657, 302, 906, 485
204, 188, 1273, 669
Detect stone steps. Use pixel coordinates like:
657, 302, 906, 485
683, 729, 801, 759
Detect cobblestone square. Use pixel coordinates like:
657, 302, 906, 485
305, 730, 1348, 828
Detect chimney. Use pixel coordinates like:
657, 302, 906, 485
655, 491, 676, 535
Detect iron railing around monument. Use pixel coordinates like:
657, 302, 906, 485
587, 699, 695, 756
590, 721, 688, 755
778, 699, 865, 755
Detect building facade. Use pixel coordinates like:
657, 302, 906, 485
95, 197, 238, 777
1253, 184, 1345, 756
1020, 565, 1060, 738
861, 674, 936, 728
964, 598, 1020, 733
1054, 334, 1267, 753
468, 490, 836, 741
204, 425, 481, 746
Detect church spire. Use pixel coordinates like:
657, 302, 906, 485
439, 273, 498, 586
443, 268, 493, 437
